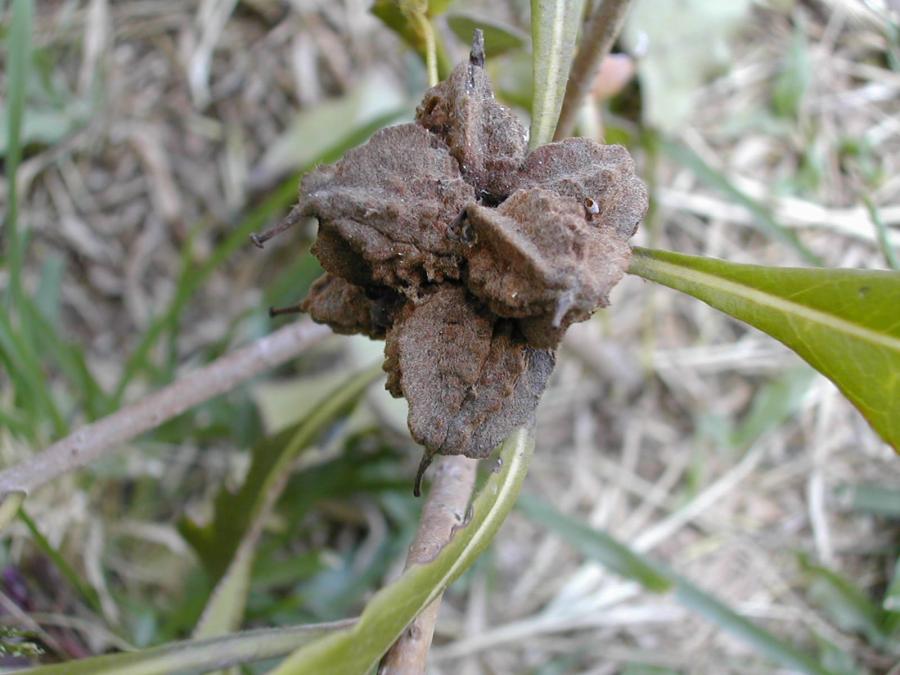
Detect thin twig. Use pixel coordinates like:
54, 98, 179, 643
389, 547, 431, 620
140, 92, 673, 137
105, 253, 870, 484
0, 320, 331, 498
379, 454, 479, 674
553, 0, 634, 141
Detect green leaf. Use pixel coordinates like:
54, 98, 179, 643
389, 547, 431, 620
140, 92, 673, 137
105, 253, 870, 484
884, 558, 900, 613
835, 483, 900, 518
799, 555, 899, 652
772, 16, 811, 120
0, 491, 25, 532
517, 495, 672, 593
729, 367, 814, 449
4, 0, 33, 305
179, 364, 383, 582
446, 12, 529, 57
271, 428, 534, 675
522, 498, 836, 675
15, 621, 352, 675
628, 247, 900, 452
529, 0, 585, 148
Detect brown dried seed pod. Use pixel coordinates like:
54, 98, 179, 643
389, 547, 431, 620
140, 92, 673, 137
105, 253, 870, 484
464, 188, 633, 348
301, 274, 403, 340
300, 124, 476, 294
518, 138, 649, 238
384, 286, 554, 464
416, 41, 527, 204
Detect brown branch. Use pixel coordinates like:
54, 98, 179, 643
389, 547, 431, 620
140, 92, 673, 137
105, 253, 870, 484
379, 454, 479, 674
553, 0, 634, 141
0, 320, 331, 498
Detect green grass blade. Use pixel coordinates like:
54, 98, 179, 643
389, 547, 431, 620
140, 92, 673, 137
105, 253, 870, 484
271, 427, 534, 675
4, 0, 33, 305
517, 495, 671, 592
18, 508, 104, 617
629, 247, 900, 451
181, 363, 383, 582
529, 0, 585, 148
863, 196, 900, 271
186, 364, 382, 645
660, 139, 822, 265
521, 497, 835, 675
15, 621, 353, 675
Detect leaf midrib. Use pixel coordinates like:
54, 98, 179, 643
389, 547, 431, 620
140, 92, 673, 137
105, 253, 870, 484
639, 255, 900, 353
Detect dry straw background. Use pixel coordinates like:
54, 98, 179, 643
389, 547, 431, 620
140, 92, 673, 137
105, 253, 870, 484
2, 0, 900, 673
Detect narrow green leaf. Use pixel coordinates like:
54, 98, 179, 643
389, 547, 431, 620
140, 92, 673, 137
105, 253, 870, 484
729, 367, 814, 449
446, 13, 529, 57
180, 363, 383, 582
799, 555, 898, 652
4, 0, 33, 305
517, 495, 671, 593
864, 196, 900, 271
271, 428, 534, 675
884, 558, 900, 613
15, 621, 353, 675
18, 508, 104, 617
628, 247, 900, 451
529, 0, 585, 148
522, 498, 835, 675
0, 491, 25, 532
835, 483, 900, 518
660, 139, 822, 265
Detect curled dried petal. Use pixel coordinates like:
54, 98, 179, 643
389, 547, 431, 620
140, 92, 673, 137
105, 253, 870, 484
518, 138, 648, 238
301, 124, 476, 293
301, 274, 403, 340
384, 286, 553, 460
464, 188, 633, 347
416, 54, 527, 203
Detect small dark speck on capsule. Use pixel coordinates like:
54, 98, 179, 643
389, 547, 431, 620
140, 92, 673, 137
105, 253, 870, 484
858, 286, 870, 298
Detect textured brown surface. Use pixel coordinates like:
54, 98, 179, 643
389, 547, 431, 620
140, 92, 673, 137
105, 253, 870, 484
300, 274, 401, 339
465, 187, 633, 347
517, 138, 648, 237
302, 123, 475, 294
281, 35, 647, 474
416, 48, 527, 203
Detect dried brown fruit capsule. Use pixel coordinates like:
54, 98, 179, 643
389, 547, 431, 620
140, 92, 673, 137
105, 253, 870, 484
254, 30, 648, 493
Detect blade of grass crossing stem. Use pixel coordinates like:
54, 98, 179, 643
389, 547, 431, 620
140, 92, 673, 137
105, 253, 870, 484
660, 139, 822, 265
0, 307, 66, 436
271, 428, 535, 675
114, 113, 401, 401
17, 508, 105, 617
628, 247, 900, 451
529, 0, 585, 149
863, 196, 900, 270
4, 0, 33, 306
189, 364, 383, 643
15, 621, 354, 675
0, 492, 26, 532
520, 496, 836, 675
517, 495, 670, 592
112, 178, 296, 400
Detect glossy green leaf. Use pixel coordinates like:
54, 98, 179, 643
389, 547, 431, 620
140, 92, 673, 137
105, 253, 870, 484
529, 0, 584, 148
271, 428, 534, 675
446, 12, 529, 57
629, 247, 900, 451
522, 497, 835, 675
15, 621, 353, 675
